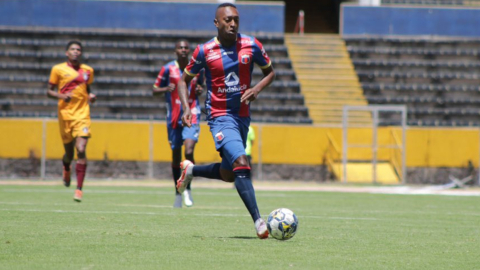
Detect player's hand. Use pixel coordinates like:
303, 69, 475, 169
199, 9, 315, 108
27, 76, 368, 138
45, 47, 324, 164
61, 93, 72, 103
89, 93, 97, 104
181, 109, 192, 128
195, 84, 204, 96
167, 83, 176, 92
240, 88, 259, 105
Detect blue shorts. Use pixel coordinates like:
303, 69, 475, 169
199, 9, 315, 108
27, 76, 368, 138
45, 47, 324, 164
208, 115, 250, 171
167, 124, 200, 150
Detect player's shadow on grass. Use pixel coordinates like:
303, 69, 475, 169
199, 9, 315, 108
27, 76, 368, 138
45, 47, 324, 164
194, 235, 258, 240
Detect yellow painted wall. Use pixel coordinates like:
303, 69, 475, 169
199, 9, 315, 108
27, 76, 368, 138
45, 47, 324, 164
0, 119, 478, 167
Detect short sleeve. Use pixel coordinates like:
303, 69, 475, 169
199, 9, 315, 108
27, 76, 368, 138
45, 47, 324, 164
185, 45, 205, 76
49, 66, 59, 85
252, 38, 271, 70
87, 69, 94, 85
154, 66, 169, 88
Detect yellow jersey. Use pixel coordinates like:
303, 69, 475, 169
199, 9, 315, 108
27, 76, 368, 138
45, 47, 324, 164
49, 62, 94, 120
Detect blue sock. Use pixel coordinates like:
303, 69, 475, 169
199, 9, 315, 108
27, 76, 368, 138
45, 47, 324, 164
234, 168, 261, 222
192, 163, 222, 180
172, 166, 181, 195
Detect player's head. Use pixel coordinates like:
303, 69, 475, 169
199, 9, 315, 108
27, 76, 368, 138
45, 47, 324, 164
214, 3, 239, 42
65, 41, 82, 64
175, 39, 190, 61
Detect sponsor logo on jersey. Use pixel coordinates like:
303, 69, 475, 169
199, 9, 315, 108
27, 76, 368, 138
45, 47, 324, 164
225, 72, 239, 87
217, 84, 247, 94
207, 52, 221, 61
240, 39, 253, 45
82, 127, 89, 133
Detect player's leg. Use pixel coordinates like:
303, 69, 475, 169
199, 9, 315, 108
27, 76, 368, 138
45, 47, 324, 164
60, 118, 74, 187
71, 119, 91, 202
74, 136, 88, 202
169, 125, 183, 208
181, 125, 199, 206
220, 118, 267, 239
62, 141, 74, 187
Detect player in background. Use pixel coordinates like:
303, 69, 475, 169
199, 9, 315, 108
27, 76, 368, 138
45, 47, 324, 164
176, 3, 275, 238
153, 39, 204, 208
47, 41, 95, 202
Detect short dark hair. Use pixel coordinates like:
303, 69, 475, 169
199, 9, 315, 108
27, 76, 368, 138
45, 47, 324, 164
217, 3, 237, 10
66, 41, 82, 51
175, 39, 189, 46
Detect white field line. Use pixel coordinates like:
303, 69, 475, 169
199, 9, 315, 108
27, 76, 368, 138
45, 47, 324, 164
2, 180, 480, 196
0, 207, 378, 220
0, 188, 288, 197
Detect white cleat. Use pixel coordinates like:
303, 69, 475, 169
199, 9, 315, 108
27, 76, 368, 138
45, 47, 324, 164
183, 189, 194, 207
255, 218, 269, 239
176, 160, 194, 194
173, 194, 182, 208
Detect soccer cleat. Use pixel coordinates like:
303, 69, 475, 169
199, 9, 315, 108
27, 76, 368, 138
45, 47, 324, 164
73, 189, 83, 202
255, 218, 269, 239
63, 169, 71, 187
173, 194, 182, 208
176, 160, 194, 194
183, 189, 194, 207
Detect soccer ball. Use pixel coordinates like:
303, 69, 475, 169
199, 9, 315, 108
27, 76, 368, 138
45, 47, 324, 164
267, 208, 298, 240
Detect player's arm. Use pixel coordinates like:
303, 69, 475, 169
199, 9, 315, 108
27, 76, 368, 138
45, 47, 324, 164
195, 70, 205, 96
152, 66, 174, 95
153, 84, 176, 95
179, 71, 195, 127
87, 85, 96, 104
240, 65, 275, 104
47, 84, 72, 102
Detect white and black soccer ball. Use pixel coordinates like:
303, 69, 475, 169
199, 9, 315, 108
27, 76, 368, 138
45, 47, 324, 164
267, 208, 298, 240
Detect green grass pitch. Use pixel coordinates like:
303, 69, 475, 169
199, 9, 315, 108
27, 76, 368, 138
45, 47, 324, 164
1, 182, 479, 269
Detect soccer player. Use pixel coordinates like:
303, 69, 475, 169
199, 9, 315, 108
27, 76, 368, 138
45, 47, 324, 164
176, 3, 276, 239
153, 39, 204, 208
47, 41, 95, 202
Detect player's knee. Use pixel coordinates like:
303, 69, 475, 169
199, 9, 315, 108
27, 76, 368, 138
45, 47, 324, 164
233, 155, 250, 168
220, 169, 235, 182
77, 151, 86, 159
233, 167, 251, 179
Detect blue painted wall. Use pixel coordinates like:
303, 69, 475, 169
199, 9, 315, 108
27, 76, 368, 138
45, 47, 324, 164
342, 5, 480, 37
0, 0, 284, 33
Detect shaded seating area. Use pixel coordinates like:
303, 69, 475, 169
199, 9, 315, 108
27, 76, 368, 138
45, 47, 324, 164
345, 35, 480, 126
0, 26, 312, 124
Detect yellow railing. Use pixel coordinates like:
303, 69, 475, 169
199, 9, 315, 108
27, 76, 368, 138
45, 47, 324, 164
390, 129, 403, 180
325, 131, 342, 178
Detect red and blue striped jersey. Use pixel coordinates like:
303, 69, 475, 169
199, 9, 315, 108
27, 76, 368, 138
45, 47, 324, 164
154, 60, 204, 129
184, 33, 271, 119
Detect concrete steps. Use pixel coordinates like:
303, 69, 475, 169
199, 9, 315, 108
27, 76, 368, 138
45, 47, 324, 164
285, 33, 370, 125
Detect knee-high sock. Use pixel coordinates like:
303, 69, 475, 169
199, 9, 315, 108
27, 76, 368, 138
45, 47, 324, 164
192, 163, 222, 180
234, 167, 261, 222
76, 163, 87, 190
172, 165, 181, 195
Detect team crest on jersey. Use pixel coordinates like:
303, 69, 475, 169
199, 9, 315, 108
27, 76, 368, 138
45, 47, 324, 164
240, 54, 251, 64
215, 132, 224, 142
83, 71, 89, 82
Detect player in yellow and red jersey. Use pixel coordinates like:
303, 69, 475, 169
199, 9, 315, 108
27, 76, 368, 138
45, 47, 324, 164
47, 41, 95, 202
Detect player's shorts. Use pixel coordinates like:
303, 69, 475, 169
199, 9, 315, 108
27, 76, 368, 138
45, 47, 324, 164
58, 118, 91, 144
208, 115, 249, 171
167, 124, 200, 150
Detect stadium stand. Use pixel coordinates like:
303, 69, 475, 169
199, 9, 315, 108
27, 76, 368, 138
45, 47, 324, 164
345, 35, 480, 126
0, 26, 312, 124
